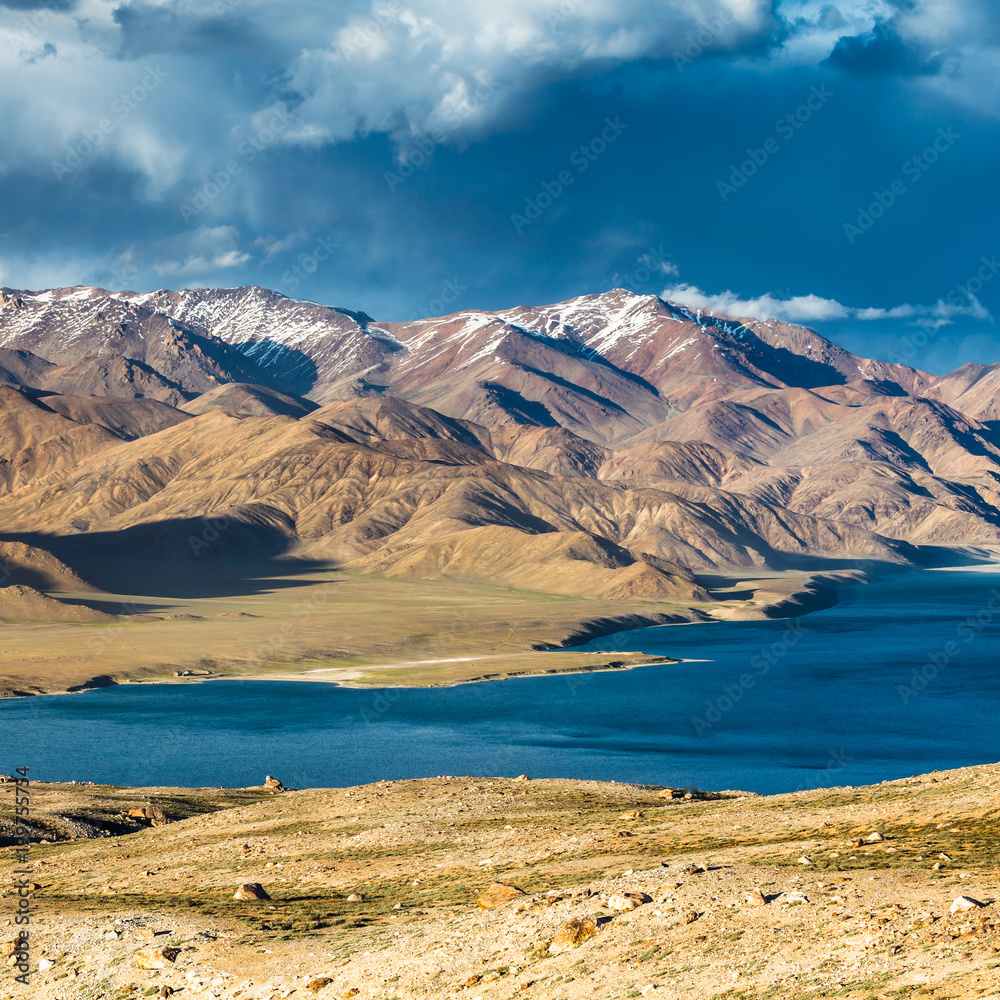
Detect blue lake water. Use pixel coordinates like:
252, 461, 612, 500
2, 569, 999, 794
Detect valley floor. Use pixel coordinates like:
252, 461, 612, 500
1, 764, 998, 999
0, 561, 858, 699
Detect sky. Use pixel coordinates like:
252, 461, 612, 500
1, 0, 998, 373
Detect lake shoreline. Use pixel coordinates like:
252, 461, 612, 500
2, 560, 994, 699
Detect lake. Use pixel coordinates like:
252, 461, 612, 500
3, 569, 999, 794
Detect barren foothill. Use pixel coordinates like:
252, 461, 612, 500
2, 764, 998, 999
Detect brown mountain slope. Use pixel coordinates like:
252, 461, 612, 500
0, 405, 919, 605
0, 584, 113, 622
0, 539, 96, 591
0, 284, 997, 589
0, 386, 123, 494
38, 393, 190, 440
183, 383, 319, 418
38, 353, 190, 405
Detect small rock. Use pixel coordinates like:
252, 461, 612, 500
38, 958, 54, 971
781, 891, 810, 904
233, 883, 271, 901
678, 862, 706, 875
682, 910, 700, 924
619, 810, 641, 820
745, 889, 767, 907
477, 883, 526, 909
607, 892, 652, 912
346, 893, 363, 902
307, 978, 333, 992
932, 862, 944, 871
158, 988, 174, 998
513, 774, 530, 782
136, 928, 156, 941
265, 775, 285, 791
866, 832, 884, 843
135, 947, 181, 970
798, 856, 813, 865
950, 896, 985, 915
464, 975, 481, 987
641, 986, 659, 996
549, 915, 599, 953
341, 990, 359, 999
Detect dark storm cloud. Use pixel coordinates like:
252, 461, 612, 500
1, 0, 999, 372
112, 2, 257, 57
827, 21, 943, 77
0, 0, 74, 10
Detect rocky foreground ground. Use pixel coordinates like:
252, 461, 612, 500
2, 765, 998, 1000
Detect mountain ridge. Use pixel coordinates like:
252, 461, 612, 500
0, 283, 997, 613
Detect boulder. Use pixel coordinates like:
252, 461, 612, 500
265, 775, 285, 791
233, 883, 271, 901
950, 896, 985, 915
548, 916, 598, 953
477, 883, 526, 909
607, 892, 652, 912
128, 805, 168, 822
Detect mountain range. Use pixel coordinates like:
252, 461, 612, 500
0, 283, 998, 614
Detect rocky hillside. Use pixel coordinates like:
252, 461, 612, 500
4, 764, 998, 999
0, 284, 998, 609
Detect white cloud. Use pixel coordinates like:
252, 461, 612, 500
660, 282, 993, 327
0, 0, 997, 198
285, 0, 778, 150
148, 226, 252, 279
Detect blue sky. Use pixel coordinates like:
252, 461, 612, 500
1, 0, 998, 373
